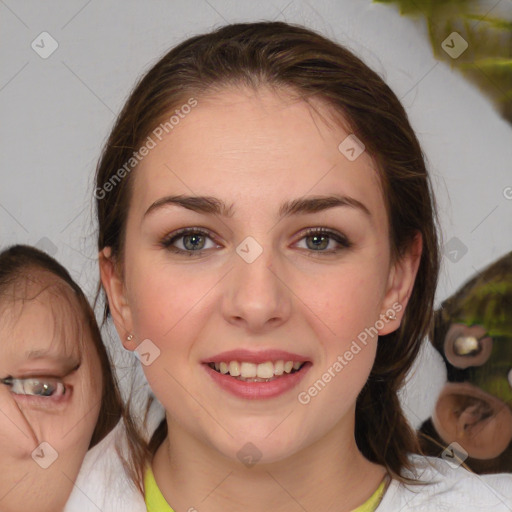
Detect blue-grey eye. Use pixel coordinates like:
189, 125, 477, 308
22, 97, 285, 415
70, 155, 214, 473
9, 377, 66, 397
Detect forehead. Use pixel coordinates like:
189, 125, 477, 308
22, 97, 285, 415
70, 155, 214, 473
0, 275, 84, 362
131, 85, 385, 223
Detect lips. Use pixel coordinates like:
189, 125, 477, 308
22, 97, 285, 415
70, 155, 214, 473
201, 349, 312, 399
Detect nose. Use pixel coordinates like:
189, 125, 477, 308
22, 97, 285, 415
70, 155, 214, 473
221, 241, 291, 333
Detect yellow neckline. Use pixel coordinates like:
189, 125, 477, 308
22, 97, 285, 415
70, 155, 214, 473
351, 475, 388, 512
144, 467, 388, 512
144, 466, 175, 512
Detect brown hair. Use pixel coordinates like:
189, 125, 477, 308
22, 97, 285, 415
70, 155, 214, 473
0, 244, 122, 448
95, 21, 441, 487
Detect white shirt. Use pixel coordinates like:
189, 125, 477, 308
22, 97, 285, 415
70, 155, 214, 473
63, 420, 147, 512
377, 453, 512, 511
65, 421, 512, 512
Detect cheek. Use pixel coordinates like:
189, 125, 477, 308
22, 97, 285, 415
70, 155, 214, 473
293, 261, 387, 404
127, 246, 390, 363
24, 377, 102, 453
298, 261, 388, 347
128, 255, 219, 340
51, 354, 104, 453
71, 373, 103, 441
126, 262, 214, 406
0, 391, 37, 457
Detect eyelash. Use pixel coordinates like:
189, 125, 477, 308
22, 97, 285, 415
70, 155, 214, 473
160, 227, 352, 257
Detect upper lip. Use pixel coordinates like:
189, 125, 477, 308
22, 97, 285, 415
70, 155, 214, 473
202, 349, 310, 365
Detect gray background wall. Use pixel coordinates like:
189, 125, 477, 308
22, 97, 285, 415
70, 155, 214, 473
1, 0, 511, 428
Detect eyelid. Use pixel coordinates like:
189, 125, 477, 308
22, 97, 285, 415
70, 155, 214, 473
296, 226, 351, 244
15, 362, 81, 379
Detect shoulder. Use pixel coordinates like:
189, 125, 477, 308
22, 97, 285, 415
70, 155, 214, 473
63, 420, 147, 512
377, 453, 512, 512
64, 397, 165, 512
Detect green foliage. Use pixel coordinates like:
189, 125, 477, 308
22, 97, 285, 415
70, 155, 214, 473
374, 0, 471, 16
441, 254, 512, 337
373, 0, 512, 123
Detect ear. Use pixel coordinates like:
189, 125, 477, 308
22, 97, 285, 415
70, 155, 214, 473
377, 232, 423, 335
98, 247, 137, 351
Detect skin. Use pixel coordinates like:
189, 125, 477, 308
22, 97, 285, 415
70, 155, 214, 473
0, 275, 102, 512
101, 85, 422, 512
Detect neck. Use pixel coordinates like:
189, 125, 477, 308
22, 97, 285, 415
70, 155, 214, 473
152, 409, 388, 512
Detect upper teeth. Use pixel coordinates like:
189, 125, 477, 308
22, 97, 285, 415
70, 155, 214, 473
213, 361, 303, 378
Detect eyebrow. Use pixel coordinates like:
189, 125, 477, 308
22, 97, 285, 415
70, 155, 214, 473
144, 194, 371, 219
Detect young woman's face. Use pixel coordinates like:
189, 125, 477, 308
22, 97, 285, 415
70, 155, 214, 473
0, 279, 102, 512
103, 86, 419, 464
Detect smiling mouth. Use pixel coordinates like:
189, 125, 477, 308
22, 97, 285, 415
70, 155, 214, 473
207, 360, 308, 382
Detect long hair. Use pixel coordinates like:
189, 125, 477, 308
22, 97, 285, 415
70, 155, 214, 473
94, 21, 441, 489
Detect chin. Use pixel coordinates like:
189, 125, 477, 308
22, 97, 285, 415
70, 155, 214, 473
209, 428, 305, 467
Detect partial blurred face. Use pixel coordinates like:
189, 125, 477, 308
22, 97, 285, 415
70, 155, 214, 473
0, 276, 102, 512
433, 322, 512, 460
101, 86, 419, 464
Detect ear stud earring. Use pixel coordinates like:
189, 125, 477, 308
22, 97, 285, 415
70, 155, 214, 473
126, 334, 134, 341
385, 311, 396, 321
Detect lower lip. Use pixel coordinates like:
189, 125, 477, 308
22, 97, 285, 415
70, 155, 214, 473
203, 363, 312, 400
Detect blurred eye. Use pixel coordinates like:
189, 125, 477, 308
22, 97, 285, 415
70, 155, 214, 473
9, 377, 66, 397
444, 323, 493, 369
453, 335, 481, 356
